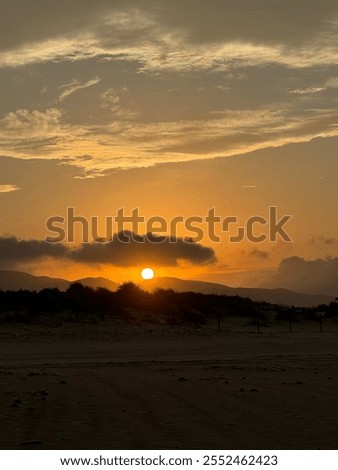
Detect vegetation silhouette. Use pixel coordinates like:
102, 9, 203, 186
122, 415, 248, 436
0, 282, 335, 329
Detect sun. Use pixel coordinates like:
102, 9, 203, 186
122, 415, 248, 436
141, 267, 154, 280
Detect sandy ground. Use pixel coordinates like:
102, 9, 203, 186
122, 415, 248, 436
1, 318, 338, 449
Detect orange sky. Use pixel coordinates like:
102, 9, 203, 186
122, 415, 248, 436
1, 1, 338, 293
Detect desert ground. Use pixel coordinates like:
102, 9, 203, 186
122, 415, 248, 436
1, 317, 338, 450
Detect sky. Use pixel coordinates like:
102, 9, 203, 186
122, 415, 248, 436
1, 0, 338, 295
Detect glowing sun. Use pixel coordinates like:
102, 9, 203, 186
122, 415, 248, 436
141, 267, 154, 280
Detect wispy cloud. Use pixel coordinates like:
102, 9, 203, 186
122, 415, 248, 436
58, 77, 101, 102
0, 108, 62, 136
289, 76, 338, 95
1, 105, 338, 174
289, 86, 325, 95
0, 108, 63, 158
0, 184, 20, 193
0, 2, 338, 73
1, 2, 338, 174
2, 32, 338, 73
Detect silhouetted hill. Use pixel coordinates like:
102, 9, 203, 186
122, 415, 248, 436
0, 271, 119, 292
0, 271, 333, 306
140, 277, 333, 307
0, 270, 70, 291
74, 277, 119, 291
141, 277, 233, 295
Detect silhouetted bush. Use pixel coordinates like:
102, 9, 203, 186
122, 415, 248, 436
0, 283, 330, 327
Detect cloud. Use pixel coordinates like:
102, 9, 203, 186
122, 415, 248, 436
1, 2, 338, 175
256, 256, 338, 296
325, 77, 338, 88
0, 101, 337, 176
0, 108, 62, 137
289, 76, 338, 95
1, 103, 338, 175
0, 234, 216, 268
0, 108, 64, 158
0, 184, 19, 193
3, 31, 338, 72
70, 232, 217, 266
0, 236, 68, 268
249, 249, 269, 259
140, 107, 338, 157
100, 88, 120, 111
149, 0, 338, 47
58, 77, 101, 102
310, 235, 338, 246
99, 87, 137, 119
0, 0, 336, 51
289, 86, 325, 95
1, 1, 338, 71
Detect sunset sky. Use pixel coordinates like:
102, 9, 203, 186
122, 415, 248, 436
1, 0, 338, 295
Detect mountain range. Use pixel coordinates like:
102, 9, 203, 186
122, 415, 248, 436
0, 270, 119, 293
0, 270, 333, 307
140, 277, 333, 307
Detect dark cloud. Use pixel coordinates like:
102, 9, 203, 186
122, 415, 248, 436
249, 249, 269, 259
257, 256, 338, 296
0, 236, 68, 268
71, 232, 216, 266
0, 233, 216, 268
310, 235, 338, 246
